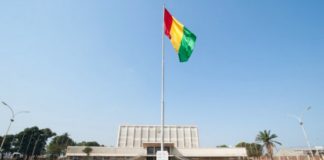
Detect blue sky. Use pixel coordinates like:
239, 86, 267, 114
0, 0, 323, 148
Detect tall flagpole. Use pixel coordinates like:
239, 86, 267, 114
161, 4, 165, 152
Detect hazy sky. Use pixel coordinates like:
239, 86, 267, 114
0, 0, 323, 148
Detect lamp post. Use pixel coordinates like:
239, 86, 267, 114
0, 101, 29, 152
289, 106, 314, 159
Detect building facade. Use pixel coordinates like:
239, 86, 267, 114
66, 125, 247, 160
275, 147, 324, 160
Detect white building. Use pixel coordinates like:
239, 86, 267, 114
66, 125, 247, 160
275, 146, 324, 157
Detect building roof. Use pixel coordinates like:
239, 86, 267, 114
117, 125, 199, 148
275, 147, 324, 156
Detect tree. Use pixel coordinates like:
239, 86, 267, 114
77, 141, 100, 147
256, 130, 281, 160
0, 135, 15, 160
47, 133, 75, 158
14, 126, 56, 160
236, 142, 262, 158
216, 144, 228, 148
0, 135, 15, 152
249, 143, 262, 158
82, 147, 92, 157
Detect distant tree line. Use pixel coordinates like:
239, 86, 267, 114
216, 129, 281, 160
0, 126, 102, 160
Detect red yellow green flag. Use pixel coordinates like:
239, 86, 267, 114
164, 8, 196, 62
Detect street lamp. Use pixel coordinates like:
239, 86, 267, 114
0, 101, 29, 152
289, 106, 314, 158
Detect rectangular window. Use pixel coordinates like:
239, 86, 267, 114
146, 157, 155, 160
147, 147, 155, 155
72, 156, 80, 160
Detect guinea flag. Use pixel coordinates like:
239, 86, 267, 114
164, 8, 197, 62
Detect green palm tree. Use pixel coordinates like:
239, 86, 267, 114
256, 130, 281, 160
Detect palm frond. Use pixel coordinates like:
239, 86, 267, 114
269, 134, 278, 139
273, 141, 282, 145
